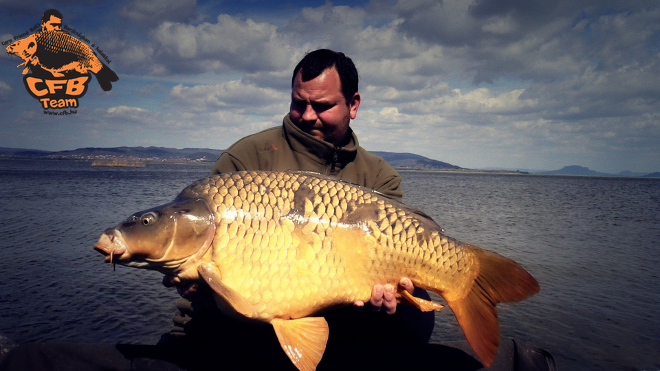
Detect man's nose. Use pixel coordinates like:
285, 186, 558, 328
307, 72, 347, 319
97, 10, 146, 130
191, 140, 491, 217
302, 104, 317, 122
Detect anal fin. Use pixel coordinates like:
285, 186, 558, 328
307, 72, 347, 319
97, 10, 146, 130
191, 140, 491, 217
399, 289, 445, 312
271, 317, 329, 371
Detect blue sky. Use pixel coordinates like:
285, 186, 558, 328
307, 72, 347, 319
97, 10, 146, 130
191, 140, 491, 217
1, 0, 659, 173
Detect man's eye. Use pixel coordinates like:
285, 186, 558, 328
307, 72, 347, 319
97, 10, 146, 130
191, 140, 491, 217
312, 103, 332, 111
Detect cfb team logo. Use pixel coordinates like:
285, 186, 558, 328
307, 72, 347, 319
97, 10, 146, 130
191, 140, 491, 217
5, 9, 118, 113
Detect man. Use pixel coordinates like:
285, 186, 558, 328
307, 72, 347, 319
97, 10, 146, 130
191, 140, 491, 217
161, 49, 434, 346
40, 9, 63, 32
1, 49, 552, 371
210, 48, 402, 202
0, 49, 433, 371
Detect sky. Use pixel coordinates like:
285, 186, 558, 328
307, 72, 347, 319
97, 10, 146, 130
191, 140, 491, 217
1, 0, 659, 173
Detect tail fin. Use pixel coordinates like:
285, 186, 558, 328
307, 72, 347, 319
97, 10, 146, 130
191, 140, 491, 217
95, 64, 119, 91
442, 246, 539, 367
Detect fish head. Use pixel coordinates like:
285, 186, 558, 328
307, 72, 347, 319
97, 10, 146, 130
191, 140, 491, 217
6, 34, 38, 74
6, 34, 37, 61
94, 198, 215, 273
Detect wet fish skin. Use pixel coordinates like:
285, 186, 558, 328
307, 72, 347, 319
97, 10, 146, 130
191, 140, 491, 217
94, 170, 539, 370
180, 171, 472, 319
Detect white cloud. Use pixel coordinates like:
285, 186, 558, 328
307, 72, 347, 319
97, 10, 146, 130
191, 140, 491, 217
281, 3, 367, 51
168, 79, 288, 114
121, 0, 198, 25
2, 1, 659, 173
0, 80, 13, 101
147, 15, 296, 74
106, 105, 148, 115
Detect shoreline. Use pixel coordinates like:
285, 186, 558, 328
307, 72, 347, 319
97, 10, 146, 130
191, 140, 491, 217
1, 157, 658, 179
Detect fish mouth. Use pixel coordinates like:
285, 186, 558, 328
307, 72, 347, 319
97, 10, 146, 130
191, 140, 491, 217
94, 230, 127, 264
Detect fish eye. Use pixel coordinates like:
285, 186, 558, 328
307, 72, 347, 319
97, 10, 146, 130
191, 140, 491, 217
140, 212, 157, 226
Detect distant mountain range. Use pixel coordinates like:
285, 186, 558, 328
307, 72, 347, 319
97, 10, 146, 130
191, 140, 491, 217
371, 152, 462, 170
1, 147, 657, 177
0, 146, 224, 162
538, 165, 659, 178
0, 146, 463, 170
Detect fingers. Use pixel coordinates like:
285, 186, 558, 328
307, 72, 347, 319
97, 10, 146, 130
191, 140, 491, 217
162, 275, 181, 288
175, 282, 201, 299
352, 301, 365, 309
369, 284, 384, 309
362, 277, 415, 315
399, 277, 414, 295
369, 284, 397, 314
381, 284, 396, 315
162, 275, 202, 299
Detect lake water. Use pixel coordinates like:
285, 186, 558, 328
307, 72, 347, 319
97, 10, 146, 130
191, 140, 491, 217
0, 159, 658, 370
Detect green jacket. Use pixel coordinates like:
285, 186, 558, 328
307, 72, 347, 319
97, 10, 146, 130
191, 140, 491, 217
211, 114, 403, 200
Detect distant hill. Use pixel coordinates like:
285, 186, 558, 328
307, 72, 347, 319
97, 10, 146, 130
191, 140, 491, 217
539, 165, 610, 176
0, 147, 461, 169
0, 147, 52, 156
0, 146, 223, 162
537, 165, 660, 177
372, 152, 461, 170
616, 170, 649, 177
57, 146, 224, 161
2, 147, 657, 177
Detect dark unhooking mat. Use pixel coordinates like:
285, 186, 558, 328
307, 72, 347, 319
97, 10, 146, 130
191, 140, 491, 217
0, 339, 555, 371
0, 335, 15, 364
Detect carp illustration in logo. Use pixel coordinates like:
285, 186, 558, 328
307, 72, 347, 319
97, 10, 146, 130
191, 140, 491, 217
7, 30, 118, 91
5, 9, 118, 110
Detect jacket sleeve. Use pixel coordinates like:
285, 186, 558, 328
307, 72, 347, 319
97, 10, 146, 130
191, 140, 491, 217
210, 152, 247, 175
373, 160, 404, 201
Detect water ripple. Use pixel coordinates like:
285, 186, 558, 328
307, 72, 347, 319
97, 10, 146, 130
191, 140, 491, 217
1, 162, 658, 370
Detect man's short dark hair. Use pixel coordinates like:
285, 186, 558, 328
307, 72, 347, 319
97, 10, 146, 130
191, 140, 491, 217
42, 9, 63, 23
292, 49, 359, 104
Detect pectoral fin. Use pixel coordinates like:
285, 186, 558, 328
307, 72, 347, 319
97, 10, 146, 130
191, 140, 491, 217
271, 317, 329, 371
197, 262, 255, 318
399, 289, 445, 312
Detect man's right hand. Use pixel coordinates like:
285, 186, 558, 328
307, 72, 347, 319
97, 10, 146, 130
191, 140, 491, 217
162, 275, 204, 299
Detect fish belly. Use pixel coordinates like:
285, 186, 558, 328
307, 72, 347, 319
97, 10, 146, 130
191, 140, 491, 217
181, 171, 477, 321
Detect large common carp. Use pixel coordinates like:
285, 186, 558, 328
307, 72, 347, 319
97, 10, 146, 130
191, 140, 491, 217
94, 171, 539, 370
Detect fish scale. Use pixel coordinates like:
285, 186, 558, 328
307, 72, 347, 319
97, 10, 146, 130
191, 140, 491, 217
36, 31, 92, 59
178, 171, 476, 320
94, 170, 539, 370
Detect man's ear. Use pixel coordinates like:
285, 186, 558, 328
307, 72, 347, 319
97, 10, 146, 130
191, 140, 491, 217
349, 92, 361, 119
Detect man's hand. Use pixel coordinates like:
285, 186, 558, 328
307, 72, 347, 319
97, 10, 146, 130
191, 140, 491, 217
162, 275, 204, 299
353, 277, 414, 315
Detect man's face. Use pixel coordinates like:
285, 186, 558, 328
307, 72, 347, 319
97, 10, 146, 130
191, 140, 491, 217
289, 67, 360, 146
42, 15, 62, 32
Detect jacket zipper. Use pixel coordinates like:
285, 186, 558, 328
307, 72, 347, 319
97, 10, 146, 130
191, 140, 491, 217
329, 147, 339, 174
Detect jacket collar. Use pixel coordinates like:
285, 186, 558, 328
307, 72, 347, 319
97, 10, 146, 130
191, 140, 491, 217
282, 114, 358, 168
